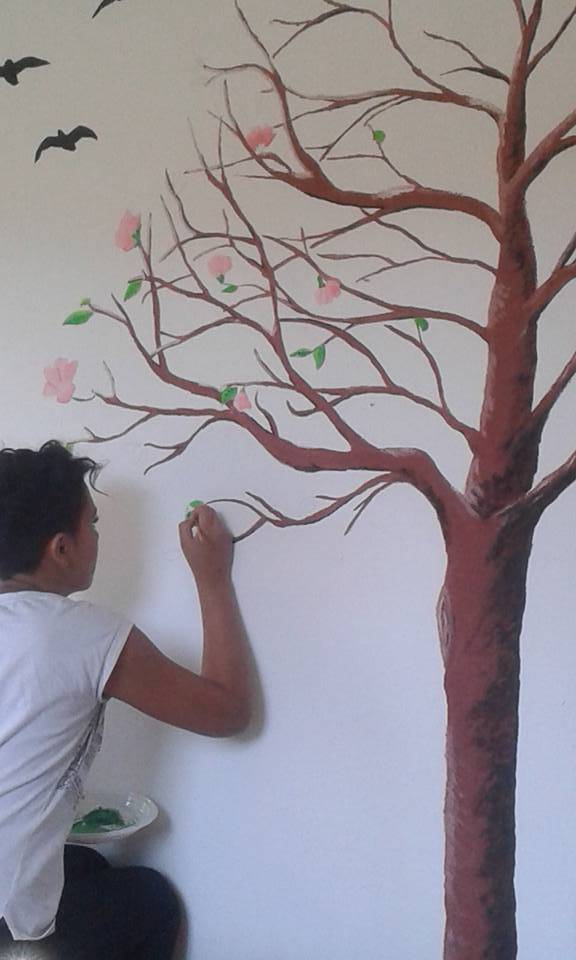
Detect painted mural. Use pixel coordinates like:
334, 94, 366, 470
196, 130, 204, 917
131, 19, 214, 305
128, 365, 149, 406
34, 2, 576, 958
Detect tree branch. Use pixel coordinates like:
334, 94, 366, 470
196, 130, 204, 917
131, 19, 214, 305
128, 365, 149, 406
140, 218, 167, 373
515, 448, 576, 519
531, 347, 576, 433
279, 315, 478, 448
209, 57, 501, 235
192, 120, 384, 453
385, 325, 478, 447
511, 0, 526, 28
514, 111, 576, 193
155, 176, 481, 454
527, 260, 576, 317
555, 227, 576, 271
206, 5, 502, 237
270, 235, 487, 340
209, 473, 396, 541
271, 4, 387, 58
424, 30, 509, 84
528, 2, 576, 74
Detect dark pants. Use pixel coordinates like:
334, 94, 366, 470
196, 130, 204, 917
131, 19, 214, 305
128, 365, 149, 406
0, 844, 181, 959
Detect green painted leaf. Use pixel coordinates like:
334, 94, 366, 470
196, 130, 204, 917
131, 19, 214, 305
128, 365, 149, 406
414, 317, 429, 332
64, 309, 92, 326
290, 348, 312, 358
216, 274, 225, 284
219, 386, 238, 405
123, 279, 143, 301
313, 344, 326, 369
131, 227, 141, 247
317, 275, 325, 288
372, 129, 386, 143
222, 284, 238, 293
80, 298, 91, 306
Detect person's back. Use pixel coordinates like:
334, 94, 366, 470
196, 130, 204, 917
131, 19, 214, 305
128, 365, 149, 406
0, 440, 253, 959
0, 592, 131, 938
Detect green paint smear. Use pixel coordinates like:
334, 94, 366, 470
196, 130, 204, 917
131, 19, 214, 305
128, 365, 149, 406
71, 807, 126, 834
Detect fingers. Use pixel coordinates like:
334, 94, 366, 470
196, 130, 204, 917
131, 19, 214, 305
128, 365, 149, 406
191, 504, 215, 540
179, 505, 225, 546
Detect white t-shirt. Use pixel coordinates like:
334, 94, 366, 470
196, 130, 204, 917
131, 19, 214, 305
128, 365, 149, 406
0, 592, 132, 940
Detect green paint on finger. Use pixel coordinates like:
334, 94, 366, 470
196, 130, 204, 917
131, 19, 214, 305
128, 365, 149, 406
185, 500, 204, 518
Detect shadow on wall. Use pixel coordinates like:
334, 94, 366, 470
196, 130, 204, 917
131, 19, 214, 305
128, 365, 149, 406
83, 476, 265, 960
83, 478, 173, 817
84, 473, 266, 835
88, 477, 151, 614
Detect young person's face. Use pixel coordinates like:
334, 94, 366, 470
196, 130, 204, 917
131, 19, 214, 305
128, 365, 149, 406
67, 491, 100, 592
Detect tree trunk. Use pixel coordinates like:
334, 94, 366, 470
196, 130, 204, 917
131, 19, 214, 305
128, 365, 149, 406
437, 510, 536, 960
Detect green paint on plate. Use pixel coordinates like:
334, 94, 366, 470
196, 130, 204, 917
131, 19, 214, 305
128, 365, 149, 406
71, 807, 126, 834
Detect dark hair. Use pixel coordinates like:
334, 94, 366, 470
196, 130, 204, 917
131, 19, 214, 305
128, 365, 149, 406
0, 441, 100, 579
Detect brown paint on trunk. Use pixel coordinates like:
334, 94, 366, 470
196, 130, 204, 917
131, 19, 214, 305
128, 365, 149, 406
467, 195, 538, 514
438, 511, 536, 959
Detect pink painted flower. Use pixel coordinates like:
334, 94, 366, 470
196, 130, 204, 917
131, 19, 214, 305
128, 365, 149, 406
245, 125, 275, 151
207, 254, 232, 279
43, 358, 78, 404
314, 278, 341, 306
233, 388, 252, 412
115, 211, 141, 251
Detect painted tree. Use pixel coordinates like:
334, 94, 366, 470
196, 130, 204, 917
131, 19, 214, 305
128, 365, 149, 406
65, 2, 576, 957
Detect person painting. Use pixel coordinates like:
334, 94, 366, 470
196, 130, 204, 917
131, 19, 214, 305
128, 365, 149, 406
0, 440, 253, 959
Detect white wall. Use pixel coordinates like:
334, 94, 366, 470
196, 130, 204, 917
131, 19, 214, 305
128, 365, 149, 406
2, 2, 576, 957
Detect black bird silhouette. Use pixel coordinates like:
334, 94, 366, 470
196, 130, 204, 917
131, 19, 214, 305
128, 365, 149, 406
92, 0, 123, 17
0, 57, 49, 86
34, 126, 98, 163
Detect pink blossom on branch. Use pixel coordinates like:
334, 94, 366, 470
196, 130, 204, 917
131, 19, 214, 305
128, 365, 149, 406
233, 388, 252, 412
43, 359, 78, 404
315, 278, 341, 306
245, 125, 275, 151
207, 254, 232, 279
115, 211, 141, 251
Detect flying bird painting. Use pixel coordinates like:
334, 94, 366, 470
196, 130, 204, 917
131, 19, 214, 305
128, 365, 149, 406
0, 57, 49, 86
92, 0, 124, 18
34, 126, 98, 163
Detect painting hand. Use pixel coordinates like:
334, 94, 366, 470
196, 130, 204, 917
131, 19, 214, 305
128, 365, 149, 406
179, 505, 233, 586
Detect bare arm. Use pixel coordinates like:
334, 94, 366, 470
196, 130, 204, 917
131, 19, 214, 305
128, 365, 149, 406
103, 506, 253, 736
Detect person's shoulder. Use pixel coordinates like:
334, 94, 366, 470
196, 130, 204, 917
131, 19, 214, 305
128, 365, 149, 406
0, 590, 69, 616
63, 597, 129, 628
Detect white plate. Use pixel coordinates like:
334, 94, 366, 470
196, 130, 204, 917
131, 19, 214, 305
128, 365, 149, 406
67, 791, 159, 844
